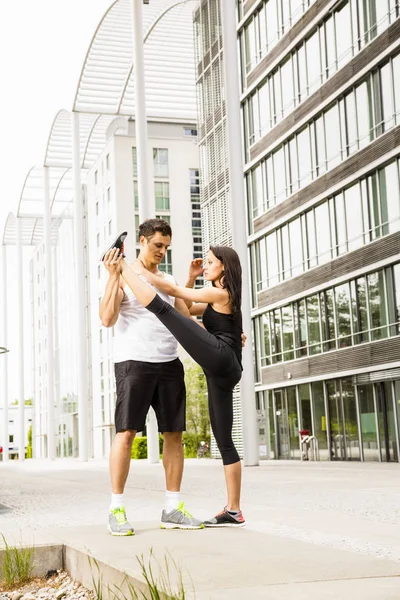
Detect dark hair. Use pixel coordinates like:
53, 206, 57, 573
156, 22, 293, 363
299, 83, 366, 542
138, 218, 172, 240
210, 246, 242, 316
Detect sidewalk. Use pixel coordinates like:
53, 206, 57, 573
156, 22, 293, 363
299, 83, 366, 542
1, 459, 400, 598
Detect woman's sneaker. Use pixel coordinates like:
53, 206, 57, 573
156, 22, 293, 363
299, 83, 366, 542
160, 501, 204, 530
100, 231, 127, 261
108, 507, 134, 536
204, 507, 246, 527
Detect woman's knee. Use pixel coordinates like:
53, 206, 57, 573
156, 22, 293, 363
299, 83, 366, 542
218, 442, 240, 465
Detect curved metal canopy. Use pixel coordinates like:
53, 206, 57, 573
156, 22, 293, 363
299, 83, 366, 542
3, 0, 199, 246
2, 166, 75, 246
74, 0, 197, 119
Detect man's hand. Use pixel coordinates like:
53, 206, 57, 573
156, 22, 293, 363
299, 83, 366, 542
241, 332, 247, 348
103, 248, 123, 277
188, 258, 204, 280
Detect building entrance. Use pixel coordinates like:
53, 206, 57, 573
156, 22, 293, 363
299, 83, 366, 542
359, 382, 398, 462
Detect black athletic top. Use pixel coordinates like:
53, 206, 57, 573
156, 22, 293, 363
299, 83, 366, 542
202, 304, 243, 368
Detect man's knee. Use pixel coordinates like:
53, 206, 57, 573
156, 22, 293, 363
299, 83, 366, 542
162, 431, 183, 448
115, 430, 136, 449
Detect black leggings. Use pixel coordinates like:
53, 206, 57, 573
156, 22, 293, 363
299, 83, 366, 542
146, 295, 242, 465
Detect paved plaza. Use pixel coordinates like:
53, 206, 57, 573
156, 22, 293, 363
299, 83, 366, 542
1, 459, 400, 598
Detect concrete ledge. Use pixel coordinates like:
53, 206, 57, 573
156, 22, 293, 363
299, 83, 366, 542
64, 545, 155, 599
0, 542, 173, 599
0, 544, 63, 581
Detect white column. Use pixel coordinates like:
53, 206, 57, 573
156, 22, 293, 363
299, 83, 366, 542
132, 0, 159, 464
221, 0, 259, 466
72, 111, 89, 462
1, 245, 9, 462
44, 167, 56, 460
16, 219, 25, 461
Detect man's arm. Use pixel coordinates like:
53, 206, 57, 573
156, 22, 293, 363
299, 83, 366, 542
99, 249, 124, 327
99, 275, 124, 327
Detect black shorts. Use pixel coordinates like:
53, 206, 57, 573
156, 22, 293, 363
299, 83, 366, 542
114, 358, 186, 434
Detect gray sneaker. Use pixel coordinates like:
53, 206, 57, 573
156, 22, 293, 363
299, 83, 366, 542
108, 507, 134, 536
160, 502, 204, 530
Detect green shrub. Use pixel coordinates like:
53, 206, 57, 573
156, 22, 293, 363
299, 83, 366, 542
26, 424, 32, 459
131, 435, 164, 459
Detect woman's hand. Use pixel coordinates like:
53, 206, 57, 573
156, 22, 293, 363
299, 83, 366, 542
188, 258, 204, 280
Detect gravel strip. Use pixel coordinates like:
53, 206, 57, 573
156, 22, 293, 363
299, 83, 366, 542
0, 570, 94, 600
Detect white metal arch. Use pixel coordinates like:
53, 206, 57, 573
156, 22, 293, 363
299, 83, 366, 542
73, 0, 197, 119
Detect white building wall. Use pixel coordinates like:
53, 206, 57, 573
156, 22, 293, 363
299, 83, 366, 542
87, 121, 199, 459
0, 405, 33, 458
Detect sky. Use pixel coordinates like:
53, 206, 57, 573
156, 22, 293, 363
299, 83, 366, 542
0, 0, 112, 401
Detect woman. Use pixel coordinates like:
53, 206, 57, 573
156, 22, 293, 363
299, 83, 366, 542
109, 238, 245, 527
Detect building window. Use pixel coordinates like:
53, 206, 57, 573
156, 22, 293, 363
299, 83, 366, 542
248, 48, 400, 214
107, 188, 111, 204
155, 182, 170, 210
132, 147, 138, 178
255, 261, 400, 366
184, 128, 198, 136
153, 149, 169, 178
252, 156, 400, 291
95, 170, 98, 185
243, 6, 398, 151
108, 221, 112, 235
133, 181, 139, 210
156, 214, 170, 224
106, 154, 110, 170
190, 169, 203, 287
159, 250, 173, 275
96, 202, 99, 216
97, 233, 100, 247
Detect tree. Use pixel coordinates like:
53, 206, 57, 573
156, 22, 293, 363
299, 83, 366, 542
183, 359, 210, 456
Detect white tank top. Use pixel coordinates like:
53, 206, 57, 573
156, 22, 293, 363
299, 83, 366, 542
113, 272, 178, 363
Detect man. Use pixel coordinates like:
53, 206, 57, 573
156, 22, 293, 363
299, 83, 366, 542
100, 218, 203, 535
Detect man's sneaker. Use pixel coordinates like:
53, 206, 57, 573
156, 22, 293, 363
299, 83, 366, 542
204, 507, 246, 528
160, 501, 204, 530
100, 231, 128, 261
108, 507, 134, 536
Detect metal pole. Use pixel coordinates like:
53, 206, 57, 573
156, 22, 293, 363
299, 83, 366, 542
44, 167, 56, 460
220, 0, 259, 466
72, 111, 89, 462
16, 219, 25, 461
1, 245, 9, 462
132, 0, 159, 464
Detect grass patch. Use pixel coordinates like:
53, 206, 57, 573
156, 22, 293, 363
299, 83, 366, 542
90, 549, 193, 599
0, 534, 34, 588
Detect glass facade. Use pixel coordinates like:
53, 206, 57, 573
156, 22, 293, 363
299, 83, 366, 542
253, 158, 400, 291
243, 0, 399, 151
246, 52, 400, 223
260, 376, 400, 462
241, 0, 317, 74
190, 169, 204, 287
254, 262, 400, 366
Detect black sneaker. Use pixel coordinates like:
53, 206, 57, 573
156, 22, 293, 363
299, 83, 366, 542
100, 231, 127, 261
204, 507, 246, 528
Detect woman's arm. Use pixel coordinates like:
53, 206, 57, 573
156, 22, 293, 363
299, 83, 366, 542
131, 261, 228, 305
189, 303, 208, 316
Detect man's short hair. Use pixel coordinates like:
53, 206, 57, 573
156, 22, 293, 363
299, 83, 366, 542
138, 218, 172, 240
